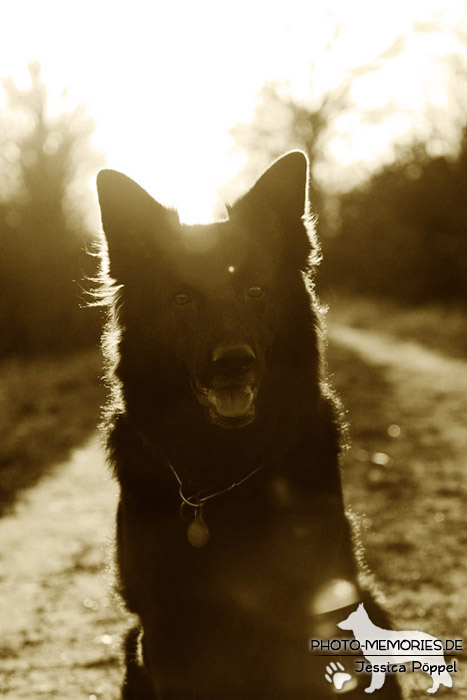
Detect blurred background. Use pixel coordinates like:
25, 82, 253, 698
1, 1, 467, 698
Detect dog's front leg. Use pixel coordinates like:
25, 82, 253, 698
365, 669, 386, 693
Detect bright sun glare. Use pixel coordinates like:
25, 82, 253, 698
1, 0, 465, 223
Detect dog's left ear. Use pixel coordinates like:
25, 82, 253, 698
232, 151, 315, 268
249, 150, 310, 223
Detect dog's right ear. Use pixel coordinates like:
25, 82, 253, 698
96, 170, 177, 282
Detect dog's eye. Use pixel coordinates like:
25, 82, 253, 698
247, 286, 264, 299
174, 293, 191, 306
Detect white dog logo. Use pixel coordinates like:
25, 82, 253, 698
338, 603, 453, 694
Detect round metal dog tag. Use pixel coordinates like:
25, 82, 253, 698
187, 515, 210, 548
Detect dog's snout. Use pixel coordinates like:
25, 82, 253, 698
212, 344, 256, 374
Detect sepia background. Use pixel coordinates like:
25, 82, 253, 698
0, 1, 466, 698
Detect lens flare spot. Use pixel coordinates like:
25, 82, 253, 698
310, 579, 359, 615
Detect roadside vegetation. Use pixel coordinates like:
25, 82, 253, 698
0, 349, 104, 514
327, 296, 467, 360
0, 65, 105, 512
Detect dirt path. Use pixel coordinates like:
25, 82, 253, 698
0, 325, 466, 698
328, 324, 467, 698
0, 438, 128, 698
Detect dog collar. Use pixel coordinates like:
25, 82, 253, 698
169, 462, 263, 548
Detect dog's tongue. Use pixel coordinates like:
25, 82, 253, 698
208, 386, 254, 418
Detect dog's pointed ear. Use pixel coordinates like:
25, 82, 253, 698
231, 151, 315, 269
249, 150, 310, 223
96, 169, 177, 282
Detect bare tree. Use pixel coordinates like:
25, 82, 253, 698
0, 63, 103, 355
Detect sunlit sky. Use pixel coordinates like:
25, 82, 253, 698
1, 0, 466, 223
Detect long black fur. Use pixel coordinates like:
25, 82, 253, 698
97, 152, 402, 699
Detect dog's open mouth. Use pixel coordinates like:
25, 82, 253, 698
195, 383, 257, 428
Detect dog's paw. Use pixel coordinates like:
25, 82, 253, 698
325, 661, 353, 691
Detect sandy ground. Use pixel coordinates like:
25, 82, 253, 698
0, 439, 128, 699
1, 324, 466, 698
329, 324, 467, 699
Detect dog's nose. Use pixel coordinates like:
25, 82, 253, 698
212, 344, 256, 374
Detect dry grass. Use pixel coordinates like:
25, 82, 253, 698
0, 349, 105, 514
326, 294, 467, 359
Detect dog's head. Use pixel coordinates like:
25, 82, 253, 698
337, 603, 368, 631
97, 152, 317, 429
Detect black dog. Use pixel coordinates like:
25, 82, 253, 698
97, 152, 402, 699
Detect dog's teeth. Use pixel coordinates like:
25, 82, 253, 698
208, 386, 253, 418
